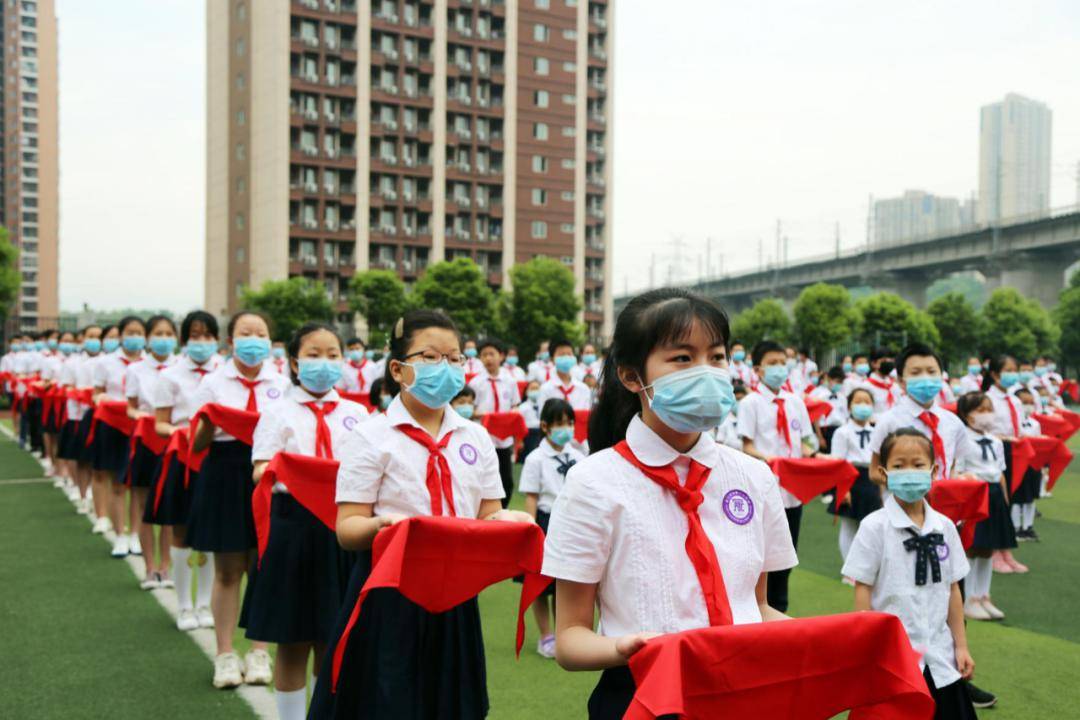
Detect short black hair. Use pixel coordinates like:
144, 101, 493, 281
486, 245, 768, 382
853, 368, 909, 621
369, 377, 386, 403
540, 398, 575, 426
477, 337, 506, 355
879, 428, 934, 466
870, 346, 896, 362
117, 315, 146, 335
345, 337, 364, 348
896, 343, 941, 377
549, 337, 575, 355
180, 311, 219, 344
826, 365, 845, 381
847, 387, 873, 408
384, 309, 460, 397
956, 391, 988, 424
146, 314, 177, 337
751, 340, 785, 367
227, 310, 272, 339
1015, 387, 1034, 401
732, 379, 747, 396
286, 322, 343, 386
453, 386, 476, 402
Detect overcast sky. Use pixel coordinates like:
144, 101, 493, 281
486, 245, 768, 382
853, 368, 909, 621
56, 0, 1080, 312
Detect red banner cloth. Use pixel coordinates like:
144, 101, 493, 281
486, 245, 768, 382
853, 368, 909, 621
1022, 435, 1073, 491
84, 400, 135, 446
804, 397, 834, 425
338, 391, 374, 413
1031, 413, 1072, 440
574, 409, 590, 443
1060, 379, 1079, 403
1008, 439, 1038, 494
927, 479, 989, 550
516, 380, 529, 399
767, 457, 858, 506
253, 452, 340, 565
481, 411, 528, 442
624, 612, 934, 720
330, 516, 551, 692
185, 403, 261, 484
152, 427, 194, 515
1057, 409, 1080, 436
941, 401, 958, 414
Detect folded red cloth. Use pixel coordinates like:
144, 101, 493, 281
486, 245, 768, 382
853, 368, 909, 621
1031, 413, 1072, 440
152, 427, 194, 515
184, 403, 260, 485
625, 612, 934, 720
516, 380, 529, 399
330, 516, 551, 691
1008, 438, 1038, 494
481, 411, 528, 442
941, 401, 958, 414
767, 457, 858, 506
1022, 435, 1073, 491
574, 409, 590, 443
927, 479, 989, 550
1060, 379, 1079, 403
804, 397, 834, 425
253, 452, 340, 565
338, 391, 374, 413
85, 400, 135, 446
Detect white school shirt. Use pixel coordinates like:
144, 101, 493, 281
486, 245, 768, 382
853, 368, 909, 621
60, 354, 86, 419
712, 413, 743, 450
933, 382, 957, 408
736, 385, 813, 508
958, 374, 982, 395
504, 363, 527, 381
538, 376, 592, 411
730, 361, 754, 388
519, 438, 586, 513
572, 360, 603, 382
809, 385, 848, 427
829, 420, 874, 466
543, 415, 797, 637
797, 358, 818, 387
152, 354, 224, 425
953, 427, 1006, 483
94, 351, 144, 400
190, 360, 292, 442
1019, 414, 1041, 438
841, 495, 969, 688
518, 397, 541, 429
462, 356, 484, 379
269, 356, 289, 376
468, 369, 523, 449
125, 355, 179, 413
842, 374, 870, 398
985, 385, 1024, 437
865, 374, 901, 416
868, 395, 966, 477
527, 359, 554, 384
339, 358, 382, 394
335, 395, 505, 516
252, 385, 369, 493
40, 352, 63, 381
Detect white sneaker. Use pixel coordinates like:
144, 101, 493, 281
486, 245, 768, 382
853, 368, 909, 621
75, 497, 90, 515
964, 598, 992, 621
212, 652, 244, 689
176, 609, 199, 632
65, 485, 81, 502
196, 606, 215, 628
536, 635, 556, 659
981, 598, 1006, 620
139, 574, 159, 591
92, 517, 111, 535
110, 534, 130, 558
157, 572, 175, 589
128, 534, 143, 556
243, 649, 273, 685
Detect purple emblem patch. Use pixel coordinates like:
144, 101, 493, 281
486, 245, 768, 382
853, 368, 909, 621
266, 388, 281, 400
935, 543, 949, 561
342, 416, 358, 432
459, 443, 479, 465
790, 418, 802, 433
722, 489, 754, 525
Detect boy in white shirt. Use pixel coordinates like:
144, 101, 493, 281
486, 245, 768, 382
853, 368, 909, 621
538, 338, 592, 411
467, 338, 522, 506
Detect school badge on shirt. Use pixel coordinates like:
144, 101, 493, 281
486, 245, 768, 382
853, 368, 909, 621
722, 489, 754, 525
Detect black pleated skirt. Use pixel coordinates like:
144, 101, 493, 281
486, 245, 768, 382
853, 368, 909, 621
924, 667, 978, 720
1011, 467, 1042, 505
126, 441, 161, 489
586, 666, 678, 720
57, 419, 82, 460
75, 409, 95, 464
43, 403, 63, 434
186, 441, 256, 553
827, 466, 883, 521
91, 421, 130, 477
244, 494, 355, 644
307, 551, 489, 720
143, 455, 193, 526
971, 482, 1018, 551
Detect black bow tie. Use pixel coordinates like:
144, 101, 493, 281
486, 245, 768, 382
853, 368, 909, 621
976, 437, 996, 461
903, 529, 945, 586
857, 429, 871, 449
555, 454, 577, 477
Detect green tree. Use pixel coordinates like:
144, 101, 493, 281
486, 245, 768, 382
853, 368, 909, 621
505, 257, 584, 359
1054, 283, 1080, 375
349, 269, 408, 347
926, 292, 980, 369
410, 257, 495, 337
926, 275, 988, 310
792, 283, 857, 357
853, 292, 940, 349
731, 298, 791, 349
978, 288, 1059, 360
0, 226, 21, 320
240, 276, 334, 341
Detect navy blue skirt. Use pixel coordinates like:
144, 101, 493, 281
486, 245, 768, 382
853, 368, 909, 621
827, 467, 883, 521
244, 494, 355, 644
91, 421, 130, 477
1011, 467, 1042, 505
307, 551, 489, 720
126, 440, 161, 489
75, 409, 95, 464
924, 666, 977, 720
57, 419, 82, 460
586, 667, 677, 720
143, 455, 193, 526
186, 441, 256, 553
971, 482, 1018, 551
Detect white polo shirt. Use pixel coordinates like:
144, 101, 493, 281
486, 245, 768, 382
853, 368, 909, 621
958, 374, 982, 395
519, 437, 586, 514
869, 395, 966, 478
504, 363, 527, 381
538, 376, 592, 412
94, 351, 144, 400
865, 374, 901, 415
335, 394, 505, 517
152, 354, 223, 425
736, 385, 813, 508
986, 385, 1024, 437
468, 368, 523, 450
339, 358, 382, 394
543, 415, 797, 638
190, 359, 291, 442
729, 361, 754, 388
809, 385, 848, 428
841, 495, 969, 688
829, 420, 874, 466
527, 359, 554, 384
953, 427, 1006, 483
125, 355, 179, 413
518, 397, 541, 430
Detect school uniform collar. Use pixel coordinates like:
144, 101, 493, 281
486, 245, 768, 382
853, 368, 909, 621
884, 495, 945, 534
625, 414, 719, 468
385, 394, 470, 438
223, 358, 281, 383
987, 385, 1007, 400
898, 394, 935, 416
963, 426, 991, 442
179, 354, 214, 373
288, 384, 340, 405
538, 437, 573, 458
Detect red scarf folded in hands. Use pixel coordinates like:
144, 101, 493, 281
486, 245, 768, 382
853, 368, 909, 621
253, 452, 340, 565
574, 409, 591, 443
927, 479, 989, 550
152, 427, 193, 515
1021, 436, 1073, 492
85, 400, 135, 446
185, 403, 261, 484
481, 411, 528, 442
338, 391, 374, 413
803, 396, 834, 425
516, 380, 529, 399
125, 416, 168, 486
624, 612, 934, 720
768, 457, 858, 506
1007, 439, 1038, 494
330, 516, 551, 692
1060, 379, 1079, 403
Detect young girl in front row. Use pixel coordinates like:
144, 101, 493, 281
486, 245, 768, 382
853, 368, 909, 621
248, 323, 369, 720
519, 398, 586, 659
308, 309, 531, 720
828, 388, 882, 575
841, 428, 976, 720
953, 392, 1016, 622
542, 288, 797, 719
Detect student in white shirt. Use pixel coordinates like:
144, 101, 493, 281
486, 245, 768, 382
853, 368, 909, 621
82, 324, 120, 530
528, 340, 554, 384
190, 310, 291, 690
504, 345, 527, 381
958, 357, 983, 395
61, 325, 104, 515
462, 337, 483, 381
782, 346, 803, 393
737, 339, 815, 614
796, 347, 818, 389
150, 310, 224, 635
538, 338, 592, 411
517, 379, 543, 461
828, 388, 881, 572
713, 380, 747, 449
574, 342, 603, 382
468, 337, 522, 506
842, 352, 872, 397
953, 393, 1016, 622
340, 337, 381, 397
308, 309, 529, 720
809, 366, 849, 452
1010, 387, 1043, 542
248, 322, 369, 720
38, 329, 65, 477
728, 341, 755, 387
52, 330, 81, 493
841, 428, 976, 720
270, 341, 289, 376
451, 385, 477, 420
519, 398, 586, 659
543, 289, 796, 719
865, 346, 900, 415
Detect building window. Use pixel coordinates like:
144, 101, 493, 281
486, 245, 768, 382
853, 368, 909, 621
562, 28, 577, 40
534, 57, 549, 75
236, 282, 244, 298
560, 256, 573, 265
236, 143, 245, 160
236, 213, 245, 230
560, 223, 574, 233
562, 93, 575, 105
533, 24, 549, 42
561, 158, 575, 169
534, 90, 549, 108
535, 0, 550, 7
563, 61, 576, 72
236, 74, 245, 90
236, 246, 246, 262
533, 123, 548, 140
236, 109, 246, 125
561, 126, 576, 137
237, 176, 246, 194
236, 38, 245, 56
532, 189, 547, 206
237, 3, 246, 20
561, 191, 574, 201
531, 221, 547, 238
532, 155, 547, 173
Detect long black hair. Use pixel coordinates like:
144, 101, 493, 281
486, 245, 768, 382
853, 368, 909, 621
383, 309, 460, 397
589, 288, 730, 452
981, 355, 1016, 392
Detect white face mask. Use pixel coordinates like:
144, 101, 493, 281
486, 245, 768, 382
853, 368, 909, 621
970, 413, 996, 433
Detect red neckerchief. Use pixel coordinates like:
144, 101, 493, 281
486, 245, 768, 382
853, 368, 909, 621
867, 376, 895, 408
236, 377, 261, 411
917, 410, 946, 478
395, 424, 456, 516
304, 401, 339, 458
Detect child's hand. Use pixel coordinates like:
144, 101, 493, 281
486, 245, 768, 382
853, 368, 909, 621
955, 648, 975, 680
488, 509, 535, 524
378, 513, 408, 529
615, 632, 660, 659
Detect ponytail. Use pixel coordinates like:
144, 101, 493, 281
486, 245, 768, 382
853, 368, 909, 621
981, 355, 1014, 392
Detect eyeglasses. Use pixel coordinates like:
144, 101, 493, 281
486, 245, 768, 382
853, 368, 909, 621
403, 350, 466, 367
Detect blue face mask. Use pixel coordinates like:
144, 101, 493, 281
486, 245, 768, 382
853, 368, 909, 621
999, 371, 1020, 389
366, 350, 377, 360
855, 362, 870, 377
149, 337, 177, 357
554, 355, 577, 374
1034, 367, 1048, 377
526, 390, 540, 401
887, 469, 932, 503
968, 364, 981, 376
103, 338, 120, 353
11, 343, 21, 352
785, 358, 797, 369
851, 404, 874, 422
347, 350, 364, 362
380, 394, 393, 410
644, 366, 735, 433
549, 426, 574, 447
186, 341, 217, 363
830, 383, 844, 394
59, 342, 75, 355
298, 358, 344, 394
842, 362, 853, 374
506, 356, 519, 366
1049, 363, 1057, 372
464, 347, 478, 359
272, 346, 286, 359
454, 403, 475, 419
732, 350, 746, 363
905, 376, 942, 405
122, 336, 146, 354
234, 337, 271, 367
34, 341, 46, 351
763, 364, 789, 390
1018, 371, 1034, 384
582, 353, 597, 365
405, 360, 466, 409
537, 351, 550, 361
47, 339, 59, 350
83, 339, 101, 354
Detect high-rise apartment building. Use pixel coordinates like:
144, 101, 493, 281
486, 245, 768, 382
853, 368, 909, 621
978, 93, 1052, 224
2, 0, 59, 329
873, 190, 961, 246
206, 0, 613, 341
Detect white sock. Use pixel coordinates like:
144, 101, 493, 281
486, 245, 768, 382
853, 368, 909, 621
971, 557, 992, 598
196, 553, 214, 609
275, 688, 307, 720
171, 547, 193, 611
838, 518, 858, 561
1022, 503, 1037, 530
1010, 504, 1023, 531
